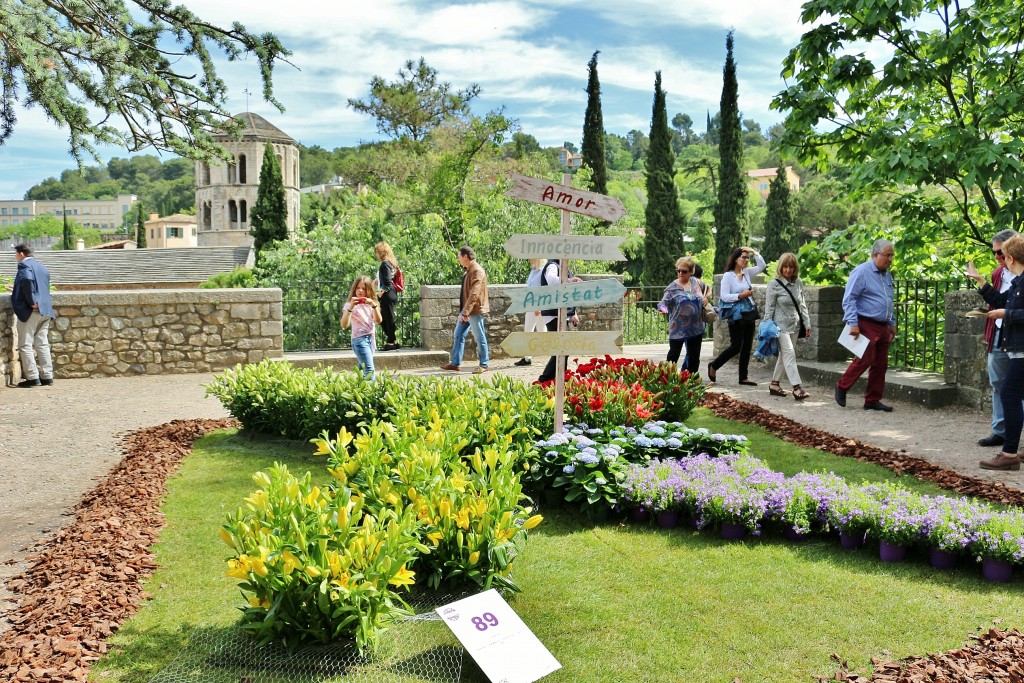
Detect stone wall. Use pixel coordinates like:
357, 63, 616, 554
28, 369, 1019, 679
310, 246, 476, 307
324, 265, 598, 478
0, 304, 13, 386
1, 288, 283, 382
944, 289, 991, 410
419, 276, 624, 359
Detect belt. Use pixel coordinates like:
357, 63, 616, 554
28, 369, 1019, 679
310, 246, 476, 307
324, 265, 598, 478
859, 316, 890, 326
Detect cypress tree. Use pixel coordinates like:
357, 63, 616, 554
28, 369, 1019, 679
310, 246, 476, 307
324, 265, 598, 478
135, 202, 147, 248
61, 204, 73, 250
642, 71, 685, 286
250, 140, 288, 258
762, 167, 795, 261
713, 31, 747, 272
581, 51, 608, 198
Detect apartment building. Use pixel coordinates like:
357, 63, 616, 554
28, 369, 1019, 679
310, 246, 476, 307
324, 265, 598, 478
0, 194, 137, 230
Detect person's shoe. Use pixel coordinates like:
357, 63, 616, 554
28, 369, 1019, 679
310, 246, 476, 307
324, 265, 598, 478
834, 385, 847, 407
706, 363, 717, 383
39, 378, 54, 386
979, 453, 1021, 471
978, 434, 1005, 448
739, 379, 757, 386
16, 379, 41, 388
792, 385, 810, 401
473, 366, 489, 374
439, 363, 460, 372
382, 343, 401, 351
864, 401, 894, 412
514, 358, 532, 366
769, 381, 788, 397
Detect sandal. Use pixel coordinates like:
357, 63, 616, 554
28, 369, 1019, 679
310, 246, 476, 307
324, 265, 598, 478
769, 381, 788, 397
707, 363, 717, 383
792, 385, 810, 401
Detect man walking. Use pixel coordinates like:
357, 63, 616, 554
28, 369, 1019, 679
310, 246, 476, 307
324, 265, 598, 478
440, 245, 490, 374
11, 244, 55, 388
835, 239, 896, 412
967, 229, 1020, 447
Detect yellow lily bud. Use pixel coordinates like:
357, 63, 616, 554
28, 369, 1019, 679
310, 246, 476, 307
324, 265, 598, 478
468, 551, 480, 566
523, 514, 544, 530
219, 529, 236, 549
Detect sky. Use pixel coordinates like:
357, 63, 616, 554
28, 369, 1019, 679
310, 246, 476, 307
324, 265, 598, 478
0, 0, 817, 200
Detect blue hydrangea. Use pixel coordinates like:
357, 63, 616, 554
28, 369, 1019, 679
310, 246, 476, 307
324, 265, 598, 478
633, 435, 653, 448
651, 438, 667, 448
645, 424, 667, 436
666, 437, 683, 449
610, 429, 623, 437
545, 450, 559, 459
563, 465, 576, 475
595, 477, 607, 486
579, 453, 599, 465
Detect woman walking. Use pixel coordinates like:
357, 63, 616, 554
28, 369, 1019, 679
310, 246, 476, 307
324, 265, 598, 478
341, 275, 383, 379
374, 241, 401, 350
968, 234, 1024, 471
764, 252, 811, 400
515, 258, 548, 366
708, 246, 766, 385
658, 256, 708, 374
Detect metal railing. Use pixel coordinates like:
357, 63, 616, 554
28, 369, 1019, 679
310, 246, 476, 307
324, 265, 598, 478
892, 278, 964, 373
280, 280, 421, 352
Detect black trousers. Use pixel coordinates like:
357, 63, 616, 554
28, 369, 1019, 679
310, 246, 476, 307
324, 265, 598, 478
380, 291, 398, 344
710, 319, 755, 381
538, 318, 560, 383
667, 336, 703, 374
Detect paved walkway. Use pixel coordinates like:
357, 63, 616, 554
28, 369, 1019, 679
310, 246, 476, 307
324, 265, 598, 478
1, 345, 1019, 624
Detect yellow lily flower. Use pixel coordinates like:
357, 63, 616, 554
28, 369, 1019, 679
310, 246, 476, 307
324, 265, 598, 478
312, 439, 332, 456
248, 596, 270, 608
219, 529, 236, 549
468, 551, 480, 566
388, 564, 415, 587
426, 531, 443, 546
455, 508, 471, 530
336, 427, 354, 450
305, 565, 323, 579
226, 557, 250, 580
281, 550, 301, 575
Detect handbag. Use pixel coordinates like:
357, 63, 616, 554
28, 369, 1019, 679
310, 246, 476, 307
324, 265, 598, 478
702, 301, 719, 324
776, 278, 809, 339
736, 296, 759, 322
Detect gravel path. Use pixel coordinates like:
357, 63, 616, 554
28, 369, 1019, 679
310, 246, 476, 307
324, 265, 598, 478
2, 345, 1020, 628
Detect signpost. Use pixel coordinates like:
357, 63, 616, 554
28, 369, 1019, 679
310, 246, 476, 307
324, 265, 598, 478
503, 278, 625, 316
504, 173, 626, 222
503, 172, 627, 431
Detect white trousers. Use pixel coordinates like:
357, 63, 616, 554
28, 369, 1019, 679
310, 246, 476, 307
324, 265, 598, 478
521, 310, 545, 360
17, 312, 53, 381
772, 331, 802, 386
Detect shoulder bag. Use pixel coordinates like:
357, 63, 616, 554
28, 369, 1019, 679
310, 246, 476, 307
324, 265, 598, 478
775, 278, 809, 338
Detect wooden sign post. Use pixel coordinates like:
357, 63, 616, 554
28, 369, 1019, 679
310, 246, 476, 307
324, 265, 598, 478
503, 173, 627, 432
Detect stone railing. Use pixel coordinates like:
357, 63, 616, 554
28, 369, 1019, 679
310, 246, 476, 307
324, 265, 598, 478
1, 288, 283, 384
419, 275, 623, 359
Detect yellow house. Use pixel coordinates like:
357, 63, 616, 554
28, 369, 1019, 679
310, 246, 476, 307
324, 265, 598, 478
144, 213, 198, 248
747, 166, 800, 199
559, 148, 583, 170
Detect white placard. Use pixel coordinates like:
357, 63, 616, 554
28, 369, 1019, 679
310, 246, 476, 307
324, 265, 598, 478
838, 324, 870, 359
436, 589, 561, 683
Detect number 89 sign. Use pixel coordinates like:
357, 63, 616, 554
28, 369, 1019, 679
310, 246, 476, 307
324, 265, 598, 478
436, 589, 560, 683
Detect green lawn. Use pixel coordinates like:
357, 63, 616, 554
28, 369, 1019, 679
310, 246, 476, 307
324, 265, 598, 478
90, 411, 1023, 682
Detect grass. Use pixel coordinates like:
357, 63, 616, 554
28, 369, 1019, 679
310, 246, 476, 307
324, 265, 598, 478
90, 412, 1023, 682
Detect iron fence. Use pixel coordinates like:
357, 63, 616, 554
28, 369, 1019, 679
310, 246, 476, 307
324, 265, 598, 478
892, 278, 965, 373
622, 285, 714, 344
280, 280, 421, 352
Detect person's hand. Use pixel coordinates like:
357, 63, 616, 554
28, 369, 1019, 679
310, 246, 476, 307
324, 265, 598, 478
570, 314, 580, 327
987, 309, 1006, 320
965, 260, 985, 285
889, 326, 897, 342
849, 324, 861, 338
569, 276, 583, 283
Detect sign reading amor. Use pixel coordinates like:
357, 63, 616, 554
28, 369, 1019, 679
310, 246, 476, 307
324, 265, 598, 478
501, 331, 620, 357
505, 278, 625, 315
503, 234, 627, 261
504, 173, 626, 222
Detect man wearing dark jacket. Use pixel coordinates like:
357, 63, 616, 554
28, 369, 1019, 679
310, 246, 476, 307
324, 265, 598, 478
11, 244, 55, 388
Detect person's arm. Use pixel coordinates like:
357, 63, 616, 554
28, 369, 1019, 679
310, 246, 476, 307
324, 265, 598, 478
378, 262, 394, 293
796, 280, 812, 334
842, 266, 865, 328
371, 301, 383, 323
744, 251, 767, 278
763, 279, 777, 322
657, 284, 673, 314
340, 302, 353, 330
720, 272, 744, 303
462, 267, 483, 316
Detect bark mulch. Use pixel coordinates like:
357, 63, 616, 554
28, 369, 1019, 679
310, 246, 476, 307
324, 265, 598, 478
0, 418, 237, 682
1, 406, 1022, 682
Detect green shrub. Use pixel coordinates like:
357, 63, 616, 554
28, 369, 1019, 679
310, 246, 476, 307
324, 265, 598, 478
200, 267, 256, 289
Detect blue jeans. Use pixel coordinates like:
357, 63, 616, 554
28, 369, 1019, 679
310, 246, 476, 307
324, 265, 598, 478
988, 347, 1010, 437
351, 334, 375, 378
450, 314, 489, 368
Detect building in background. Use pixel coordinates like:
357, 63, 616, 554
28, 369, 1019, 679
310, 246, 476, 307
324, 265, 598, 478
559, 148, 583, 170
194, 112, 300, 247
144, 213, 198, 248
746, 166, 800, 200
0, 194, 137, 231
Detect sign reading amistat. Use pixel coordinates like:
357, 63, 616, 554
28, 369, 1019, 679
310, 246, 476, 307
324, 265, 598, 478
504, 278, 625, 315
502, 234, 626, 261
504, 173, 626, 222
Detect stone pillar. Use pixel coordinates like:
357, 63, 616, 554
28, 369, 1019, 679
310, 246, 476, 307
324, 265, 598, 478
944, 289, 990, 410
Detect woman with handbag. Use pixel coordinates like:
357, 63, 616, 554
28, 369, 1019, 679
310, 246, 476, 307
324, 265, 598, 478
764, 252, 812, 400
657, 256, 708, 374
708, 246, 765, 385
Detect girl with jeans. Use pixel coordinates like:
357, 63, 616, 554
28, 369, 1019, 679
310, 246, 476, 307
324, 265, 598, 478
341, 275, 383, 378
708, 247, 766, 385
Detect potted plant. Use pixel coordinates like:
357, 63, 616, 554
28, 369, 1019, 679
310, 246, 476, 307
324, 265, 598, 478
969, 510, 1024, 582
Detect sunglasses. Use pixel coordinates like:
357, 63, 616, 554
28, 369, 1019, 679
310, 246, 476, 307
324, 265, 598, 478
676, 269, 690, 274
994, 249, 1004, 256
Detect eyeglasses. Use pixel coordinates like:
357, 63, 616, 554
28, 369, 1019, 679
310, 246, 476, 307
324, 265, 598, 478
738, 255, 749, 260
994, 249, 1004, 256
676, 269, 690, 274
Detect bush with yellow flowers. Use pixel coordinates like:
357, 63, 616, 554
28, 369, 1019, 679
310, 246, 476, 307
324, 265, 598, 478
220, 463, 427, 652
315, 418, 543, 593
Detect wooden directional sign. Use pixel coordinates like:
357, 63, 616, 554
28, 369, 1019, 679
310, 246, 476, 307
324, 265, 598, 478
503, 234, 626, 261
501, 331, 620, 357
505, 173, 626, 222
505, 278, 625, 315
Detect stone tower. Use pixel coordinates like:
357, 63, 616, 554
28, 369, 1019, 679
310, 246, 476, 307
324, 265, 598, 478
195, 112, 301, 247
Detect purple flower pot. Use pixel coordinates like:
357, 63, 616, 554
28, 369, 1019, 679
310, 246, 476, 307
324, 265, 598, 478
783, 525, 811, 542
839, 530, 866, 550
720, 522, 747, 541
981, 557, 1014, 583
656, 510, 680, 529
630, 507, 651, 523
928, 548, 958, 571
878, 540, 908, 563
